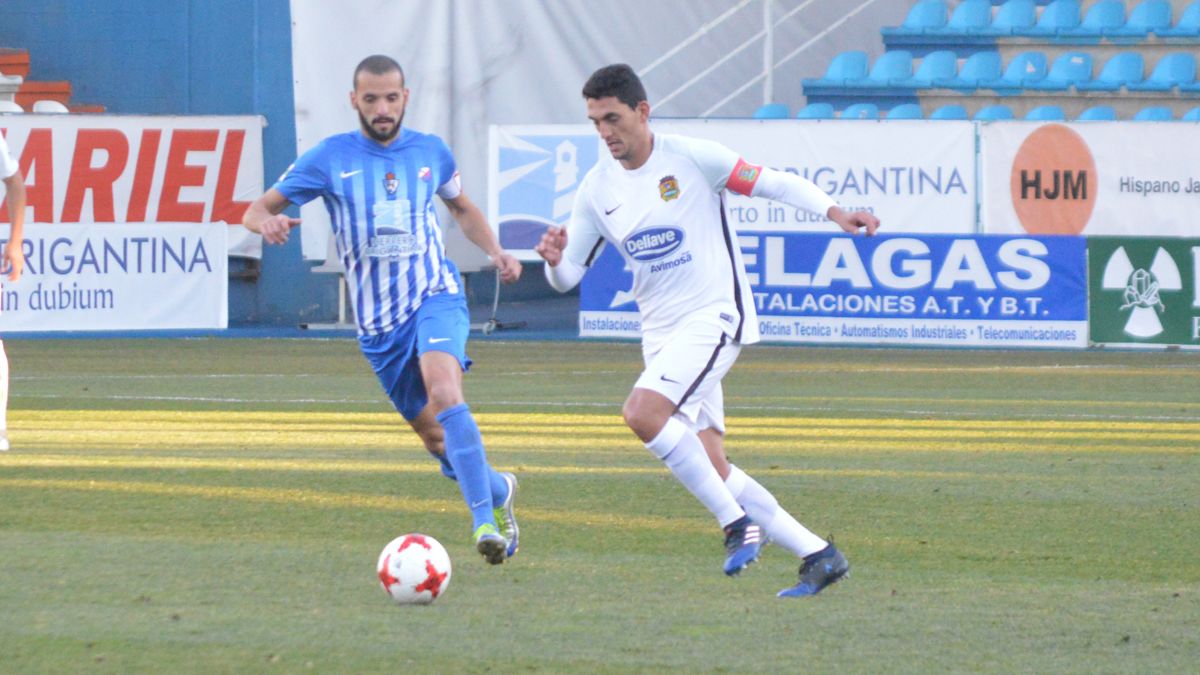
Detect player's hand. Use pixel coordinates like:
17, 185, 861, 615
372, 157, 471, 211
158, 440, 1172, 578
1, 240, 24, 282
830, 207, 880, 236
492, 251, 522, 284
535, 226, 567, 266
259, 214, 302, 245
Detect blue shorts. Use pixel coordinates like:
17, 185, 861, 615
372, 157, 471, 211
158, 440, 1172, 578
358, 289, 472, 421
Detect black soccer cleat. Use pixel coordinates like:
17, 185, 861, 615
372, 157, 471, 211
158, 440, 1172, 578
777, 543, 849, 597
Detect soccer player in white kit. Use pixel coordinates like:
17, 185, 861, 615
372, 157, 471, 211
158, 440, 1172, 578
0, 132, 26, 452
536, 64, 880, 596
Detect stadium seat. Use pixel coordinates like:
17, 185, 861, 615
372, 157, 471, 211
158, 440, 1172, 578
1023, 0, 1081, 36
840, 103, 880, 119
929, 104, 968, 119
896, 50, 958, 87
1108, 0, 1172, 36
0, 100, 24, 113
1075, 52, 1144, 91
1133, 106, 1173, 121
803, 50, 869, 87
979, 0, 1037, 35
931, 0, 992, 33
882, 0, 949, 36
1159, 0, 1200, 36
975, 104, 1015, 120
1025, 105, 1066, 120
980, 51, 1048, 90
886, 103, 924, 119
31, 100, 69, 113
843, 51, 914, 88
1062, 0, 1124, 36
1182, 106, 1200, 121
933, 51, 1002, 89
1077, 105, 1117, 120
795, 102, 835, 119
1025, 52, 1093, 90
752, 103, 790, 119
1127, 52, 1196, 91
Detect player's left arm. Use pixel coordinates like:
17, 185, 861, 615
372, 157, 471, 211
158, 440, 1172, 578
441, 189, 521, 284
729, 160, 880, 236
1, 171, 26, 282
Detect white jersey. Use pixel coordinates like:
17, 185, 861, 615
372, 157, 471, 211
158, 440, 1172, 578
0, 134, 17, 180
565, 134, 763, 347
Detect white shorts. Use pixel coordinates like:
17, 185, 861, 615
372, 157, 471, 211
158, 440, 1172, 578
635, 318, 741, 434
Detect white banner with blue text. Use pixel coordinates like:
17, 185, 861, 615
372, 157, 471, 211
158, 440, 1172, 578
0, 222, 228, 332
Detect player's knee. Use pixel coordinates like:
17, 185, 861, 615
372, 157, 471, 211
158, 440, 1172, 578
425, 381, 465, 413
622, 399, 660, 442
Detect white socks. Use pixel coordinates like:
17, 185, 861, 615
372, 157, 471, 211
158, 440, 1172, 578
645, 417, 745, 527
724, 464, 827, 558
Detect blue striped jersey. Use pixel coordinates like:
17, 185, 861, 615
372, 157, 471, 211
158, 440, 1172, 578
275, 128, 463, 335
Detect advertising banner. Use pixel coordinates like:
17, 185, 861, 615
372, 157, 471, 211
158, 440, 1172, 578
0, 223, 228, 332
490, 120, 978, 260
979, 121, 1200, 237
0, 115, 264, 257
580, 233, 1088, 348
1088, 237, 1200, 349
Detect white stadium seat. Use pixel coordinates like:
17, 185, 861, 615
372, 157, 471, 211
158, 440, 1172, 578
0, 100, 24, 113
32, 99, 69, 113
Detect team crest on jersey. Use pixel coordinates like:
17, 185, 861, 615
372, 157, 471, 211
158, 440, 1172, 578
736, 164, 760, 183
383, 172, 400, 195
418, 166, 432, 182
658, 175, 680, 202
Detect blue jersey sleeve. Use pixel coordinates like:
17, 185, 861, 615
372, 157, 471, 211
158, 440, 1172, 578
273, 141, 330, 206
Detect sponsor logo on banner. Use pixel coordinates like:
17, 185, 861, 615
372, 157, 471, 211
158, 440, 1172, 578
490, 128, 599, 257
0, 223, 228, 332
0, 116, 264, 257
1010, 124, 1097, 235
1088, 237, 1200, 348
581, 233, 1088, 348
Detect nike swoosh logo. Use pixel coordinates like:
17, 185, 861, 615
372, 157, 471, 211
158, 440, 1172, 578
340, 170, 362, 179
604, 204, 622, 215
470, 499, 489, 509
660, 375, 680, 384
429, 337, 452, 344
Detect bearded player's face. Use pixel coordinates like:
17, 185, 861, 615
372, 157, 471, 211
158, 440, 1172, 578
352, 69, 408, 144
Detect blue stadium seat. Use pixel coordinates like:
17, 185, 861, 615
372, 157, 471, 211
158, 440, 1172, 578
886, 103, 924, 119
979, 51, 1048, 91
1075, 52, 1144, 91
752, 103, 790, 119
1062, 0, 1124, 36
1127, 52, 1196, 91
1025, 52, 1093, 90
844, 51, 914, 88
795, 102, 835, 119
936, 0, 993, 33
974, 104, 1015, 120
1023, 0, 1081, 36
895, 50, 958, 87
1077, 105, 1117, 120
1182, 106, 1200, 121
802, 50, 869, 88
882, 0, 949, 36
840, 103, 880, 119
929, 104, 968, 119
1133, 106, 1173, 121
1159, 1, 1200, 36
980, 0, 1037, 35
1025, 105, 1066, 120
1108, 0, 1172, 36
933, 51, 1002, 89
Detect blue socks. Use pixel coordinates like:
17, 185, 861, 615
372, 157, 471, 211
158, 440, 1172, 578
435, 403, 498, 529
426, 449, 511, 505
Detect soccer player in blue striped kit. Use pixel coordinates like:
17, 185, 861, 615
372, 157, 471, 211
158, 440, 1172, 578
243, 55, 522, 565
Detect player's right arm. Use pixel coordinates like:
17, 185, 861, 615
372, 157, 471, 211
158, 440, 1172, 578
536, 182, 605, 293
242, 188, 301, 245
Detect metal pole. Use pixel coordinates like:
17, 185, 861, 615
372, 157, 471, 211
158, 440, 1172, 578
763, 0, 774, 105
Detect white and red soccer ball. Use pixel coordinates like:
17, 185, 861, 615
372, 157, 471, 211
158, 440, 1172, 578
376, 533, 452, 605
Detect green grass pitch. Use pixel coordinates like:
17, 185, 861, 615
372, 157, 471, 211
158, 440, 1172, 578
1, 337, 1197, 673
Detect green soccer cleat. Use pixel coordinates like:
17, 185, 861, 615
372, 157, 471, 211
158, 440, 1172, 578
493, 472, 520, 558
473, 523, 506, 565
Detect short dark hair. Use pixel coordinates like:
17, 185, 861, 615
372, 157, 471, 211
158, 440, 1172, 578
353, 55, 404, 88
582, 64, 647, 110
